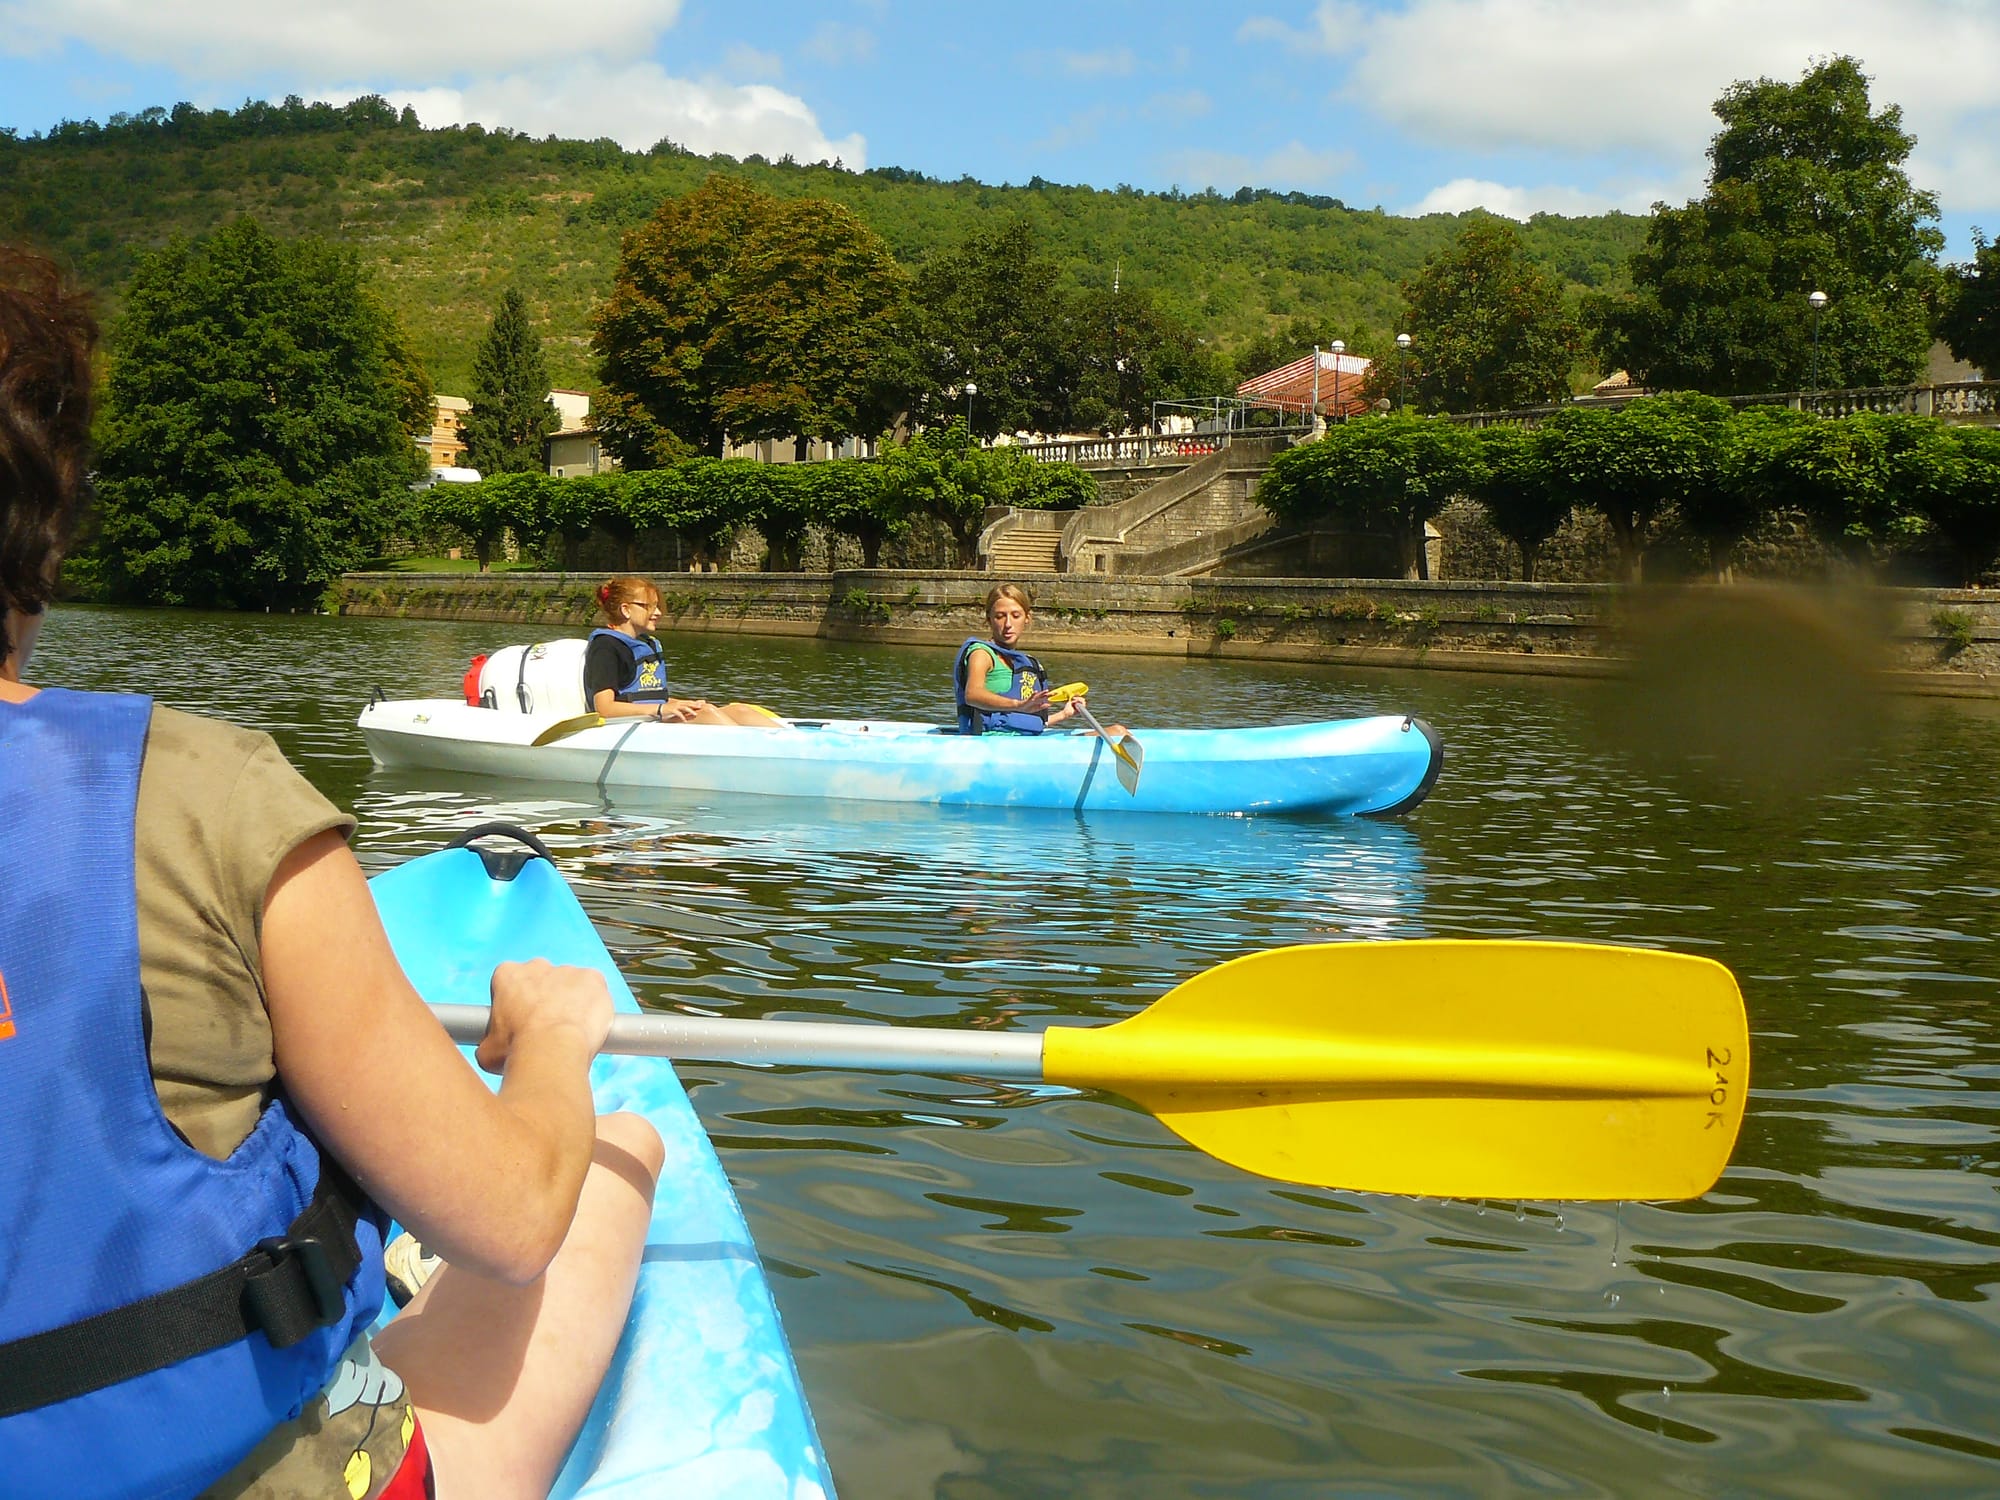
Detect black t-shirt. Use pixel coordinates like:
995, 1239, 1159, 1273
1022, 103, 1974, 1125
583, 632, 665, 704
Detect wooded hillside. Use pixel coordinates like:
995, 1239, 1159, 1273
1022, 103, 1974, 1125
0, 95, 1650, 393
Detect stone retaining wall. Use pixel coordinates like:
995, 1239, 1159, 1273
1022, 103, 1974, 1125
333, 571, 2000, 698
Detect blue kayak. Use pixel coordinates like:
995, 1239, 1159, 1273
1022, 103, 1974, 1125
358, 700, 1444, 817
368, 832, 834, 1499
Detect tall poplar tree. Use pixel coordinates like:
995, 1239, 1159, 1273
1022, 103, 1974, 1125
461, 287, 557, 475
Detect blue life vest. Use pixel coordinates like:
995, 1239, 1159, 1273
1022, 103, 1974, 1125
589, 627, 669, 702
955, 637, 1048, 735
0, 689, 385, 1500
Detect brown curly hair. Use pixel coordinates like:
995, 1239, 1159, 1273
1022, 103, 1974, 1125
0, 246, 98, 662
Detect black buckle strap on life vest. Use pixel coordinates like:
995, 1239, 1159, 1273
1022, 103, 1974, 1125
0, 1165, 366, 1418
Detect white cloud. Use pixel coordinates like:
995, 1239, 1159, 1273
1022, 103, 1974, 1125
1234, 14, 1322, 48
1032, 106, 1112, 154
1141, 89, 1212, 122
1247, 0, 2000, 210
1171, 140, 1354, 191
3, 0, 865, 171
1406, 176, 1676, 220
724, 44, 784, 82
382, 64, 865, 165
800, 21, 876, 67
0, 0, 683, 76
1058, 47, 1136, 78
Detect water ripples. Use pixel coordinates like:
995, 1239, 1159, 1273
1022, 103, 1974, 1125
32, 604, 2000, 1497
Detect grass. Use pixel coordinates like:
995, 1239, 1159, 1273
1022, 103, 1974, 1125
1931, 607, 1977, 659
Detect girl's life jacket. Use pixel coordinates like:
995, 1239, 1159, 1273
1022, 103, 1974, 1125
587, 628, 669, 703
955, 637, 1049, 735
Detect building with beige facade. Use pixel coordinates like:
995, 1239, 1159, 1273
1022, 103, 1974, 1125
421, 394, 470, 470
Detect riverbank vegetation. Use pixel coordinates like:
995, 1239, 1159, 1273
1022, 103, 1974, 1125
1263, 403, 2000, 586
415, 421, 1095, 574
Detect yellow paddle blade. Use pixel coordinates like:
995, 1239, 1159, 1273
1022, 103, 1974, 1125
1045, 682, 1089, 705
530, 712, 604, 746
1042, 940, 1748, 1201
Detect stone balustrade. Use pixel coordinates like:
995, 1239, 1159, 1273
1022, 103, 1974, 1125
1016, 427, 1309, 466
1447, 381, 2000, 428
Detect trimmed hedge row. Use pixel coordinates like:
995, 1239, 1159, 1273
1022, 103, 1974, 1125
1261, 398, 2000, 585
420, 425, 1097, 572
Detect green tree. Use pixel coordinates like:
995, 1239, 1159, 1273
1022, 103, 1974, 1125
1698, 406, 1808, 577
95, 218, 421, 608
1728, 411, 1927, 565
1397, 219, 1578, 415
421, 470, 547, 571
1468, 425, 1568, 581
461, 288, 556, 475
1593, 58, 1943, 394
377, 312, 436, 440
1607, 392, 1735, 574
1896, 424, 2000, 587
1259, 413, 1479, 578
911, 220, 1076, 438
593, 176, 915, 462
1939, 231, 2000, 379
1531, 396, 1732, 581
878, 421, 1092, 565
1067, 285, 1228, 434
811, 460, 905, 568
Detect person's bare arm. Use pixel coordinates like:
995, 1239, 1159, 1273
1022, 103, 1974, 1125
589, 686, 710, 722
261, 830, 608, 1283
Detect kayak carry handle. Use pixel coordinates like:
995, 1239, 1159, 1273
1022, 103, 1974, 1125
444, 823, 556, 880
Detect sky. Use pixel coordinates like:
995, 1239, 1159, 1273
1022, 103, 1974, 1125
2, 0, 1996, 257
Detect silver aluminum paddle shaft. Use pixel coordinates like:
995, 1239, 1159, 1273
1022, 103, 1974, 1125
428, 1003, 1049, 1078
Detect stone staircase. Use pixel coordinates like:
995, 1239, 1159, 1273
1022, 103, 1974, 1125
977, 434, 1296, 577
987, 527, 1062, 574
1061, 435, 1288, 576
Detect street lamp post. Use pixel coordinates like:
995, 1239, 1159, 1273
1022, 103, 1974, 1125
964, 380, 978, 438
1807, 291, 1828, 397
1310, 345, 1320, 428
1395, 332, 1412, 412
1330, 340, 1345, 423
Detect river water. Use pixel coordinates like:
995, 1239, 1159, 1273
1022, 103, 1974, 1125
33, 605, 2000, 1499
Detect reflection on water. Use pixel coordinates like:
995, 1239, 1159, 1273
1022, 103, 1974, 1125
34, 605, 2000, 1497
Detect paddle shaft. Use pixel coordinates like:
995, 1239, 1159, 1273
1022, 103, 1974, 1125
430, 1003, 1700, 1096
430, 1003, 1046, 1077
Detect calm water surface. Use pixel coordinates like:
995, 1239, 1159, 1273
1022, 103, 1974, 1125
36, 605, 2000, 1498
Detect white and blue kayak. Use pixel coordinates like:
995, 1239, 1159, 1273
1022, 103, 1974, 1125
358, 699, 1443, 818
368, 829, 834, 1499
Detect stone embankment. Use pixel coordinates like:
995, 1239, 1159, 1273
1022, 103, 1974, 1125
333, 571, 2000, 698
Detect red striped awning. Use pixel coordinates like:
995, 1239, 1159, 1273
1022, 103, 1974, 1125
1236, 350, 1373, 416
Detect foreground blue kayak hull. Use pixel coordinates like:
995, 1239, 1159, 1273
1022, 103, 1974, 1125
369, 845, 833, 1499
359, 701, 1444, 817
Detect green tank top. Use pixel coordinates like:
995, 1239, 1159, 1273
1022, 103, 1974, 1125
967, 643, 1016, 696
